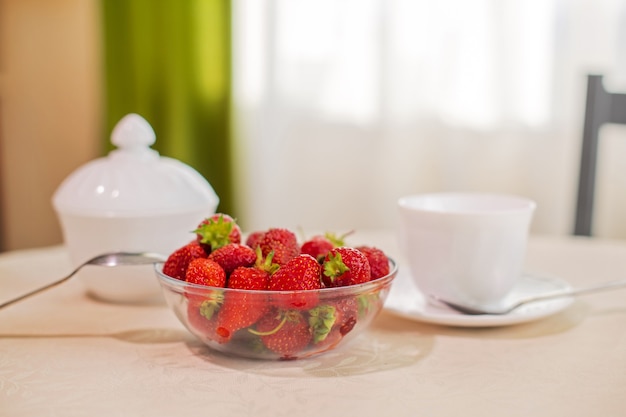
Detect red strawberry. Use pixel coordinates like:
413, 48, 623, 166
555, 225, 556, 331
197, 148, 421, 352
163, 241, 207, 280
356, 246, 390, 279
251, 309, 312, 359
195, 213, 242, 253
245, 230, 265, 249
301, 235, 334, 262
322, 247, 371, 287
268, 254, 322, 310
213, 251, 278, 342
309, 297, 359, 349
207, 243, 256, 276
301, 231, 352, 262
185, 258, 227, 287
334, 298, 359, 336
230, 248, 280, 288
186, 291, 224, 343
258, 228, 300, 266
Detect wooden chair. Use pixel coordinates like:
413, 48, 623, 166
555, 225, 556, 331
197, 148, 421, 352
574, 74, 626, 236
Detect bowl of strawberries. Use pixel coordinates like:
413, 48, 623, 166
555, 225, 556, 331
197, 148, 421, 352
155, 214, 398, 360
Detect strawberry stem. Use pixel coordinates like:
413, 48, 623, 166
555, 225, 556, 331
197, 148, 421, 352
325, 230, 354, 247
256, 247, 280, 274
248, 314, 288, 336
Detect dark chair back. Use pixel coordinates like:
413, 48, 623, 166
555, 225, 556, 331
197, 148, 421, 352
574, 74, 626, 236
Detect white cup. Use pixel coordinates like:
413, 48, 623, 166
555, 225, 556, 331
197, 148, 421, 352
397, 192, 536, 307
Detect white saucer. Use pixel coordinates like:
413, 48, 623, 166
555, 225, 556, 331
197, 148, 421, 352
384, 269, 574, 327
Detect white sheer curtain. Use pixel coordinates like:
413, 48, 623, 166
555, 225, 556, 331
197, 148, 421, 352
232, 0, 626, 238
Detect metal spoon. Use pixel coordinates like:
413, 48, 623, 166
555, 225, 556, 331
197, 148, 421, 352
431, 278, 626, 315
0, 252, 167, 310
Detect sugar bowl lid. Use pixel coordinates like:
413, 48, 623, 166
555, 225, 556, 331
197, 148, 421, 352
52, 113, 219, 217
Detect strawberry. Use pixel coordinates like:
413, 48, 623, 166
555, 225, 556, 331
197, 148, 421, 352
301, 231, 352, 262
207, 243, 256, 276
186, 291, 224, 343
251, 309, 312, 359
334, 298, 359, 336
245, 230, 265, 249
230, 248, 280, 287
163, 241, 207, 280
185, 258, 227, 287
258, 228, 300, 266
195, 213, 242, 253
356, 246, 389, 279
267, 254, 322, 310
322, 247, 371, 287
301, 235, 334, 262
213, 250, 278, 342
309, 297, 359, 349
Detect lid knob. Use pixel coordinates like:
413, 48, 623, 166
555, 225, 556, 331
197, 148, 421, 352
111, 113, 156, 151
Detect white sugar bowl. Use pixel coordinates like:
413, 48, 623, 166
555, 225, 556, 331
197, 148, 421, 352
52, 114, 219, 303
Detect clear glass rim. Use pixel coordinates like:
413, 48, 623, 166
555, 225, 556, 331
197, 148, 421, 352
154, 257, 398, 296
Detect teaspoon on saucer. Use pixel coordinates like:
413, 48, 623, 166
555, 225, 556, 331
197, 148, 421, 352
431, 278, 626, 315
0, 252, 167, 310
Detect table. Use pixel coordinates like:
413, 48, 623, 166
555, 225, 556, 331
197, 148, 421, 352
1, 232, 625, 417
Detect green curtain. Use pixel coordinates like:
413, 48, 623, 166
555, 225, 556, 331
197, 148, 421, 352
101, 0, 234, 216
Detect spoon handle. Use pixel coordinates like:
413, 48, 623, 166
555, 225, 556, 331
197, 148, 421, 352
0, 268, 81, 310
0, 252, 166, 310
515, 278, 626, 308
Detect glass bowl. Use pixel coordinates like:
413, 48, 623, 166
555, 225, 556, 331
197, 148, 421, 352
154, 259, 397, 360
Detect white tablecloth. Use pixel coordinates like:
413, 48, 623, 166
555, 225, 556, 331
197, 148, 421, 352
1, 232, 625, 417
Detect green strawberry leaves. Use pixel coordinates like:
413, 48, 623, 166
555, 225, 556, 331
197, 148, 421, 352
308, 304, 338, 344
322, 251, 350, 284
195, 214, 235, 251
198, 291, 224, 320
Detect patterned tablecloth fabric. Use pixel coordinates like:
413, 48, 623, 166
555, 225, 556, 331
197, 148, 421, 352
1, 232, 625, 417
